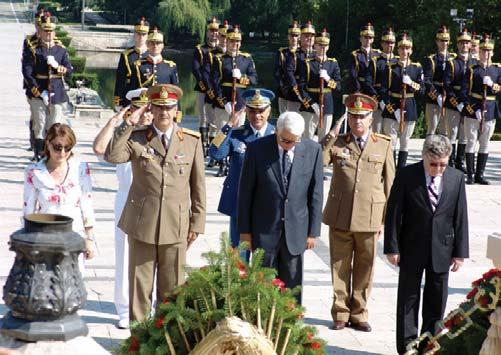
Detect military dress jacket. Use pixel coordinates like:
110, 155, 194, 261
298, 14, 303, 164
129, 56, 179, 90
113, 47, 146, 107
192, 43, 215, 93
366, 53, 399, 100
460, 62, 501, 120
273, 47, 296, 99
22, 40, 73, 104
347, 48, 381, 94
321, 132, 395, 232
443, 56, 477, 111
104, 122, 206, 245
284, 48, 315, 103
423, 52, 456, 104
209, 122, 275, 217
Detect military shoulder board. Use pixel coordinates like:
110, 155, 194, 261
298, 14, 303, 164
181, 127, 201, 138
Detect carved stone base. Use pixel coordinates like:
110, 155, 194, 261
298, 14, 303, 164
0, 312, 88, 341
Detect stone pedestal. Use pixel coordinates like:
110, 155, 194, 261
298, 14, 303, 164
1, 214, 88, 341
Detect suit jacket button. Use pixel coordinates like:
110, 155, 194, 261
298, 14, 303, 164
281, 217, 284, 221
285, 199, 288, 203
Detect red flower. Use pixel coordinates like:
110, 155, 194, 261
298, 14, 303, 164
466, 287, 478, 299
472, 278, 482, 287
479, 295, 491, 308
155, 316, 165, 329
129, 336, 140, 352
27, 170, 34, 185
239, 269, 248, 279
48, 194, 60, 204
272, 278, 285, 291
310, 341, 321, 350
444, 319, 453, 329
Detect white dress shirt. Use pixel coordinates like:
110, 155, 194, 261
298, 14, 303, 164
424, 170, 443, 201
153, 123, 174, 150
250, 123, 268, 138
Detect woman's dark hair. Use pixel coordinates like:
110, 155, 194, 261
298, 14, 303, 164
44, 123, 76, 159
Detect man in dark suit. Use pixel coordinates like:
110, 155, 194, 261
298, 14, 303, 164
384, 134, 469, 354
238, 111, 324, 304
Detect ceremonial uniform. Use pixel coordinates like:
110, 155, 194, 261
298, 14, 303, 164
460, 35, 500, 185
104, 84, 206, 321
114, 47, 147, 107
22, 31, 39, 152
321, 93, 395, 329
129, 57, 179, 89
348, 48, 381, 94
423, 26, 456, 135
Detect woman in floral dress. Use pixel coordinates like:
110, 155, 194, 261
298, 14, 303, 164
23, 123, 96, 269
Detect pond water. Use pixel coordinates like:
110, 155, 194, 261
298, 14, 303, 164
85, 51, 278, 117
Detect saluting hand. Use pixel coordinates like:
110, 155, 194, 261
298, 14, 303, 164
125, 105, 147, 126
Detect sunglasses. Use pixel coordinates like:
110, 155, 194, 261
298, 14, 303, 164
279, 137, 301, 145
429, 162, 447, 168
51, 143, 73, 153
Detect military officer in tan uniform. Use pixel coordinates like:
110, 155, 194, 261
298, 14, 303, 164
104, 84, 206, 322
321, 93, 395, 332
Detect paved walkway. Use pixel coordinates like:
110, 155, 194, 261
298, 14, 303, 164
0, 1, 500, 353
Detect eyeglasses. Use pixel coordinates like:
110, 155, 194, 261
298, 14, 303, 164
429, 162, 447, 168
51, 143, 73, 153
279, 137, 301, 145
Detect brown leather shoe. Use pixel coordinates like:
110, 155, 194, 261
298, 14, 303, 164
351, 322, 372, 332
331, 321, 347, 330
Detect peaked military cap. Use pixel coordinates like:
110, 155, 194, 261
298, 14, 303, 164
457, 28, 472, 42
345, 93, 377, 115
227, 25, 242, 41
301, 21, 315, 35
126, 88, 149, 108
315, 28, 330, 45
381, 27, 396, 43
134, 17, 149, 34
360, 22, 375, 38
397, 32, 413, 48
147, 26, 164, 43
207, 17, 219, 30
148, 84, 183, 107
471, 32, 481, 45
242, 88, 275, 109
288, 20, 301, 36
436, 25, 450, 41
219, 20, 230, 37
480, 33, 495, 50
40, 12, 56, 31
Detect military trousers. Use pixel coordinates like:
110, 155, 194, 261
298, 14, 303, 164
425, 103, 447, 135
128, 237, 186, 322
31, 98, 65, 139
204, 103, 217, 139
382, 118, 416, 152
371, 109, 384, 134
464, 117, 496, 154
278, 97, 301, 114
329, 228, 377, 323
445, 108, 466, 144
300, 111, 333, 141
196, 93, 208, 127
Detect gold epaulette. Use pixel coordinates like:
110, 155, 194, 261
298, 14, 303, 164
239, 51, 251, 57
492, 62, 501, 67
449, 52, 457, 58
124, 47, 135, 56
54, 39, 65, 48
373, 48, 382, 53
181, 127, 201, 138
211, 132, 227, 148
412, 62, 422, 67
134, 59, 142, 66
278, 47, 287, 53
351, 49, 359, 55
327, 57, 338, 62
163, 60, 176, 67
373, 132, 391, 141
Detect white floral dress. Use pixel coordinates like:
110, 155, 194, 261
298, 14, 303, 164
23, 157, 96, 234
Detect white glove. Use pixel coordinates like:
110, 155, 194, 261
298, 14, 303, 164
483, 76, 494, 87
379, 101, 386, 111
456, 102, 464, 112
402, 75, 413, 85
442, 62, 446, 71
47, 55, 59, 68
437, 94, 443, 108
319, 69, 330, 82
224, 101, 233, 115
41, 90, 49, 106
312, 103, 320, 117
394, 109, 402, 123
475, 109, 483, 121
232, 68, 242, 80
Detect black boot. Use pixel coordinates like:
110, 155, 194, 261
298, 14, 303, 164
475, 153, 490, 185
199, 127, 209, 157
465, 153, 475, 185
397, 151, 408, 170
455, 144, 466, 173
448, 144, 456, 167
34, 139, 45, 162
393, 150, 397, 166
216, 161, 226, 177
28, 119, 34, 152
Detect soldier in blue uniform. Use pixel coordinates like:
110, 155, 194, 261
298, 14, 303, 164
22, 13, 73, 161
347, 23, 381, 94
443, 29, 476, 172
113, 17, 149, 110
380, 32, 424, 168
367, 27, 398, 133
209, 88, 275, 250
423, 25, 456, 135
209, 25, 258, 176
192, 17, 220, 155
298, 28, 342, 140
274, 21, 300, 113
283, 21, 316, 113
460, 34, 500, 185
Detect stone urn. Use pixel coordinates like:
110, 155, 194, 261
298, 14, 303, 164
1, 214, 88, 341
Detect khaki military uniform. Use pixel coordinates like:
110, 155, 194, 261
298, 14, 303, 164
321, 131, 395, 324
104, 121, 206, 321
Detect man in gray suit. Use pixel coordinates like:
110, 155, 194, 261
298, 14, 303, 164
238, 111, 324, 304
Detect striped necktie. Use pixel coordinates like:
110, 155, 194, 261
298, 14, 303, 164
428, 176, 439, 212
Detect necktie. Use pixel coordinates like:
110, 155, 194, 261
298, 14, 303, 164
162, 133, 168, 151
356, 137, 364, 151
282, 150, 292, 190
255, 131, 261, 138
428, 176, 439, 212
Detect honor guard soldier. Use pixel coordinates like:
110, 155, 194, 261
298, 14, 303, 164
423, 25, 456, 135
470, 33, 480, 60
367, 27, 398, 133
209, 89, 275, 251
443, 29, 476, 172
284, 21, 316, 113
104, 84, 206, 322
298, 28, 341, 140
273, 21, 300, 113
460, 34, 500, 185
129, 27, 179, 91
380, 32, 423, 168
192, 17, 220, 155
321, 93, 394, 333
22, 13, 73, 161
113, 17, 149, 109
348, 23, 381, 94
